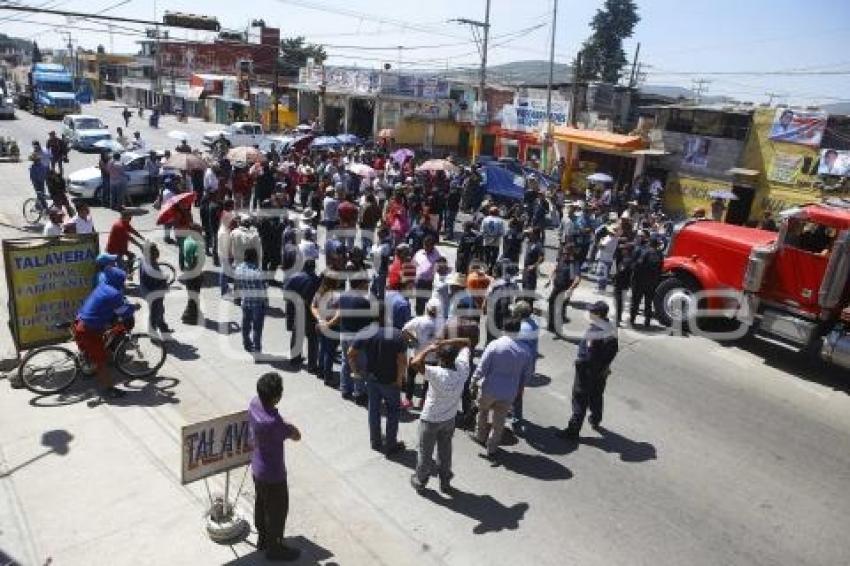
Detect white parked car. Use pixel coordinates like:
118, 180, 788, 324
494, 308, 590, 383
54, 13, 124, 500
67, 151, 159, 200
202, 122, 265, 149
61, 114, 112, 151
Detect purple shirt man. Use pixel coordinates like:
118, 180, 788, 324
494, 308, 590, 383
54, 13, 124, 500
248, 372, 302, 561
249, 396, 294, 483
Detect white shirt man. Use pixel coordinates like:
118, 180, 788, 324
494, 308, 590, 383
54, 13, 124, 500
203, 167, 219, 195
43, 219, 63, 236
410, 342, 471, 492
73, 214, 95, 234
230, 218, 263, 266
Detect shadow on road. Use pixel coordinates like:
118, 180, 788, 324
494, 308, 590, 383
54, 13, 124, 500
720, 335, 850, 395
580, 426, 657, 463
491, 450, 573, 480
167, 339, 200, 361
525, 372, 551, 387
421, 488, 529, 534
224, 535, 336, 565
0, 429, 73, 478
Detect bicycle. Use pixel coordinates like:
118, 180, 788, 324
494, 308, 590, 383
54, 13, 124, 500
126, 255, 177, 288
17, 319, 167, 395
23, 192, 73, 225
22, 195, 48, 224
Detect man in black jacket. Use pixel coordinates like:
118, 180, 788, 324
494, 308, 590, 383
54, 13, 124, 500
282, 259, 321, 372
630, 236, 664, 328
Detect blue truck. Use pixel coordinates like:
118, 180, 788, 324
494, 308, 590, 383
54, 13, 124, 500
15, 63, 81, 118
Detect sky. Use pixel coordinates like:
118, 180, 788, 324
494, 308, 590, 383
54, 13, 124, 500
2, 0, 849, 106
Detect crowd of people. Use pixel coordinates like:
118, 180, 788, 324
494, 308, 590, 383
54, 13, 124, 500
56, 131, 683, 561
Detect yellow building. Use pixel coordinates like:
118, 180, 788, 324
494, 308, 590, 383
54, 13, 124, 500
740, 107, 846, 219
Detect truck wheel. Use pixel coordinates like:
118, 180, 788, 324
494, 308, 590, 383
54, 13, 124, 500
654, 276, 699, 328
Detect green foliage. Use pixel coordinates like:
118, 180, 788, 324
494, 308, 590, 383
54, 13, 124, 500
278, 36, 327, 77
574, 0, 640, 83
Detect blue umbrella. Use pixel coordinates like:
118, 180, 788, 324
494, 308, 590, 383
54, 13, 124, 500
310, 136, 343, 150
336, 133, 362, 146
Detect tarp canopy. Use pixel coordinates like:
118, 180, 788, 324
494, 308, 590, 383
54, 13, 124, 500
484, 164, 525, 201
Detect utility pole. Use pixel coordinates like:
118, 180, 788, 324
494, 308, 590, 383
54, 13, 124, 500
563, 49, 582, 192
692, 78, 711, 104
628, 42, 641, 88
765, 92, 783, 106
541, 0, 558, 173
569, 50, 581, 126
450, 0, 490, 160
61, 32, 74, 78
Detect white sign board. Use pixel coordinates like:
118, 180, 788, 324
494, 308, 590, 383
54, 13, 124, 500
181, 410, 253, 485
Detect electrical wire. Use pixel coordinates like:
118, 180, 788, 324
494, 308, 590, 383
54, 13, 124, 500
271, 0, 471, 41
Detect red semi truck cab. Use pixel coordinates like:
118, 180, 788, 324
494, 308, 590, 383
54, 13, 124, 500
654, 203, 850, 370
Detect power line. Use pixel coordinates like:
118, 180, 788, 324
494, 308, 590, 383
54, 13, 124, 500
271, 0, 471, 41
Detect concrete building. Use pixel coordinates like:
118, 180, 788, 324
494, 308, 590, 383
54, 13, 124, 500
642, 103, 850, 222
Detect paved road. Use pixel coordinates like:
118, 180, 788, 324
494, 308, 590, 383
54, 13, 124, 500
1, 102, 849, 566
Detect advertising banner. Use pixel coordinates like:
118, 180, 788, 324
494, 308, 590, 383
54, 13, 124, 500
500, 98, 569, 133
681, 136, 711, 168
181, 410, 253, 484
818, 148, 850, 176
769, 153, 804, 183
2, 234, 98, 351
768, 108, 827, 147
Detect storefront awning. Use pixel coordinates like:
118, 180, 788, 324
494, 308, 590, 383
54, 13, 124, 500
552, 126, 646, 152
186, 85, 204, 101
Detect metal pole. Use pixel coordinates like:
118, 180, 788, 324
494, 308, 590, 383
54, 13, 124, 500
628, 42, 641, 88
472, 0, 491, 162
542, 0, 558, 172
224, 469, 230, 511
272, 66, 279, 132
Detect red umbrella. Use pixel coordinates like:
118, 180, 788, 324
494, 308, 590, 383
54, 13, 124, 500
156, 192, 195, 225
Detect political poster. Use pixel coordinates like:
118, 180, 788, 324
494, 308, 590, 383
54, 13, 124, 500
818, 148, 850, 176
181, 410, 253, 484
682, 136, 711, 168
768, 108, 827, 147
2, 234, 98, 351
768, 153, 804, 183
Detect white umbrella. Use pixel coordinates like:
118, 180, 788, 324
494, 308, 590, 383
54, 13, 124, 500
167, 130, 190, 141
347, 163, 377, 178
587, 172, 614, 183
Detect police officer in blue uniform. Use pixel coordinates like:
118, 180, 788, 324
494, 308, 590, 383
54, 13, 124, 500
557, 301, 619, 440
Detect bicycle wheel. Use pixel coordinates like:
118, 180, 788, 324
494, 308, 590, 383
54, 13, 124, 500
22, 198, 44, 224
113, 333, 166, 378
18, 346, 81, 394
157, 262, 177, 286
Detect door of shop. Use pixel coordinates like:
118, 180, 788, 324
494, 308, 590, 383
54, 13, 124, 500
350, 98, 375, 139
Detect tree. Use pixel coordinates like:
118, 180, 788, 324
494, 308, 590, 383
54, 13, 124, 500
573, 0, 639, 84
32, 41, 42, 63
278, 36, 327, 77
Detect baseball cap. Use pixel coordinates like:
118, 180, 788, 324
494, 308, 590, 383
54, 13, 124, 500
96, 253, 118, 267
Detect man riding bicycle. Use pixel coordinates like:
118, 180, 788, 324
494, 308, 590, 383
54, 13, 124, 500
74, 267, 139, 400
106, 208, 145, 274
